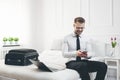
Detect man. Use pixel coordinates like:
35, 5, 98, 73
62, 17, 107, 80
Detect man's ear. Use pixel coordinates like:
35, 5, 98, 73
73, 24, 75, 27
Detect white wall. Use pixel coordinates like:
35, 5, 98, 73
1, 0, 120, 52
30, 0, 45, 52
0, 0, 32, 47
33, 0, 120, 51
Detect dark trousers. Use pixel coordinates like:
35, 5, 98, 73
66, 60, 107, 80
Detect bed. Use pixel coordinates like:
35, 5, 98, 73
0, 50, 80, 80
0, 39, 105, 80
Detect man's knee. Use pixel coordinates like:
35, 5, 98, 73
101, 62, 107, 69
99, 62, 107, 71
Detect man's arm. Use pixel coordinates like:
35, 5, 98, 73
62, 38, 77, 58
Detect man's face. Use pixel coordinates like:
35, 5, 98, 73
74, 22, 85, 35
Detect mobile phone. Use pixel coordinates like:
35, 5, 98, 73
82, 50, 87, 54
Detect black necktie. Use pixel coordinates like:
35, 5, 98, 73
76, 35, 81, 61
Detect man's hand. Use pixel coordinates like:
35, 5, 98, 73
77, 50, 87, 57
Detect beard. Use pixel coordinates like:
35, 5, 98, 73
75, 30, 82, 35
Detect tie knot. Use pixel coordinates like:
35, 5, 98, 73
76, 35, 79, 38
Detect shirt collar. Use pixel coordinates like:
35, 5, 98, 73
72, 32, 82, 37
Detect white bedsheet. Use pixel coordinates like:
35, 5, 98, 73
0, 60, 79, 80
0, 49, 80, 80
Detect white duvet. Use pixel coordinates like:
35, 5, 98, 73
0, 50, 79, 80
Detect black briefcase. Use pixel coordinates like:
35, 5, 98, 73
5, 49, 39, 66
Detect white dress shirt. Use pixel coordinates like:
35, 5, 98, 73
62, 33, 95, 62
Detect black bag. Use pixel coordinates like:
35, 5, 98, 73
5, 49, 39, 66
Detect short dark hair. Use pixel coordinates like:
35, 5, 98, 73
74, 17, 85, 23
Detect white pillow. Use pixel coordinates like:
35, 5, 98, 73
39, 50, 68, 70
50, 39, 63, 50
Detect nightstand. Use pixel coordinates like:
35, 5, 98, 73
105, 57, 120, 80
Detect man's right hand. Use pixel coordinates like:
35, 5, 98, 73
77, 50, 87, 57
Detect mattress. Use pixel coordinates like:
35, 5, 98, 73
0, 50, 80, 80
